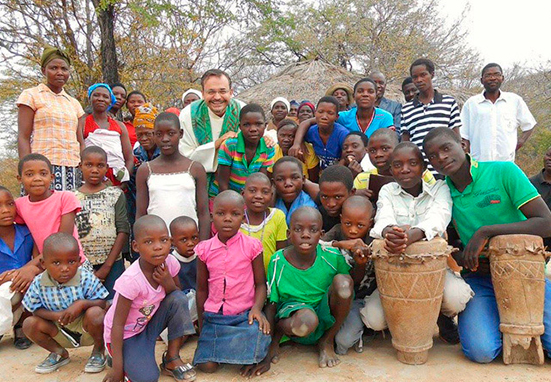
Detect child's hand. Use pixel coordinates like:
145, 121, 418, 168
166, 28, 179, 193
103, 371, 124, 382
355, 188, 374, 200
0, 270, 15, 286
58, 301, 84, 326
352, 245, 370, 266
249, 307, 270, 335
334, 238, 366, 252
264, 134, 276, 148
153, 262, 175, 291
94, 263, 112, 283
10, 265, 40, 293
383, 226, 408, 254
347, 158, 363, 178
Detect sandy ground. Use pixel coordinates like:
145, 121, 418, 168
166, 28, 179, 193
0, 332, 549, 382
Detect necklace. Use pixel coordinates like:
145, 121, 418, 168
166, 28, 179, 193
244, 210, 268, 243
356, 108, 375, 134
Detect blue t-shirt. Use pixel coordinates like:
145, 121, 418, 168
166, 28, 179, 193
275, 191, 317, 226
0, 224, 34, 274
305, 123, 349, 170
337, 107, 394, 137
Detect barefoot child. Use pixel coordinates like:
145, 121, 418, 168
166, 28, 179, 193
0, 186, 39, 349
194, 191, 271, 374
255, 207, 354, 375
15, 154, 89, 268
240, 173, 288, 271
363, 142, 473, 343
103, 215, 196, 382
74, 146, 129, 299
136, 112, 210, 239
273, 157, 317, 226
22, 233, 108, 374
216, 103, 275, 194
321, 196, 375, 354
423, 127, 551, 363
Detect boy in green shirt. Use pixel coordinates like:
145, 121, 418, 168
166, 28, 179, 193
423, 127, 551, 363
241, 207, 368, 377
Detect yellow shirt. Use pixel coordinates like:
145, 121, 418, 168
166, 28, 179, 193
270, 143, 319, 179
354, 168, 435, 190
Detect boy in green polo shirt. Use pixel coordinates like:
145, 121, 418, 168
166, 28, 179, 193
423, 126, 551, 364
215, 104, 275, 194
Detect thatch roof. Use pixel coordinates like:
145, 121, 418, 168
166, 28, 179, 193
236, 59, 474, 110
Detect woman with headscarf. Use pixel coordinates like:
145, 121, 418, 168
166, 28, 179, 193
268, 97, 290, 131
16, 46, 85, 191
325, 83, 354, 111
182, 88, 202, 108
84, 83, 133, 186
297, 101, 316, 123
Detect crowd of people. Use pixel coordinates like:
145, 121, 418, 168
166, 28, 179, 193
1, 45, 550, 382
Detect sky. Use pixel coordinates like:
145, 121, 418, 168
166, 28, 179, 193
439, 0, 551, 69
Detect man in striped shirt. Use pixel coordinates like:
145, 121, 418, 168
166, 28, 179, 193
401, 58, 462, 175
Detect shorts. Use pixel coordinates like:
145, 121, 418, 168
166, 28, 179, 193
53, 314, 94, 348
276, 290, 335, 345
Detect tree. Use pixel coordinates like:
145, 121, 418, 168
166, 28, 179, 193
92, 0, 119, 83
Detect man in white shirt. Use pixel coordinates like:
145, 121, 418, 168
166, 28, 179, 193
461, 63, 536, 162
179, 69, 246, 196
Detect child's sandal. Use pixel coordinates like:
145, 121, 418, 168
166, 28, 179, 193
160, 351, 196, 382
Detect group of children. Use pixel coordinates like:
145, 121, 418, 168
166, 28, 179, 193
2, 76, 551, 382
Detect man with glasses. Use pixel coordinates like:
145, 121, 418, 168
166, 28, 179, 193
461, 63, 536, 162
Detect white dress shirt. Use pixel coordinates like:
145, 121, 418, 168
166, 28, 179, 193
370, 179, 452, 241
460, 91, 536, 162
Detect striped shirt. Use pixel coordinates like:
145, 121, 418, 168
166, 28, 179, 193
22, 267, 108, 312
216, 132, 274, 193
401, 90, 461, 173
16, 83, 85, 167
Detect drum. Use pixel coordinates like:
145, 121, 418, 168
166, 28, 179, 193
372, 238, 451, 364
488, 234, 548, 365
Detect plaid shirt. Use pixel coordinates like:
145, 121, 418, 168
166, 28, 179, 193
16, 83, 85, 167
22, 267, 108, 312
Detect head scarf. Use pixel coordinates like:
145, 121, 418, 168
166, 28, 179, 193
134, 103, 159, 130
41, 45, 71, 68
270, 97, 291, 112
325, 83, 354, 106
289, 100, 300, 108
165, 107, 181, 117
87, 83, 117, 111
182, 89, 202, 104
297, 101, 316, 115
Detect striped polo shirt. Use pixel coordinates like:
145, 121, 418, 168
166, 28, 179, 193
215, 132, 275, 193
401, 90, 461, 173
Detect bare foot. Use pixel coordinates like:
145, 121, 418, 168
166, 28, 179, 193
318, 340, 340, 368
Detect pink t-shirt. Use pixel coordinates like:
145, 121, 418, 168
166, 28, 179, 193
15, 191, 85, 262
103, 255, 180, 343
195, 231, 262, 316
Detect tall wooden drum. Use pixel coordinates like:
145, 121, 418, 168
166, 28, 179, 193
488, 234, 547, 365
372, 238, 451, 365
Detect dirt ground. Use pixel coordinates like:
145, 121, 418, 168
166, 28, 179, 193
1, 332, 549, 382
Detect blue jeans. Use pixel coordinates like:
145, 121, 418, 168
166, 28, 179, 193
458, 275, 551, 363
93, 259, 125, 300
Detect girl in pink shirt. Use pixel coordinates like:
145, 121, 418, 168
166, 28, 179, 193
193, 190, 271, 374
103, 215, 196, 382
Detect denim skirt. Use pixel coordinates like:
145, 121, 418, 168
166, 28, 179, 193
193, 310, 271, 365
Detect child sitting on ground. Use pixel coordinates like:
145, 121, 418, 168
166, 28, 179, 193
216, 103, 275, 194
240, 173, 288, 271
363, 142, 473, 344
136, 112, 210, 239
15, 154, 89, 269
354, 128, 434, 200
74, 146, 129, 299
194, 190, 271, 374
270, 119, 320, 182
273, 156, 317, 226
339, 131, 374, 178
0, 186, 39, 349
244, 207, 358, 377
22, 233, 108, 374
321, 196, 376, 355
103, 215, 196, 382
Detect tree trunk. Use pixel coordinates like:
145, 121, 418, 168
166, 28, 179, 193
92, 0, 119, 83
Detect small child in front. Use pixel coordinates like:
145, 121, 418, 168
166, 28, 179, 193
75, 146, 129, 299
240, 173, 288, 271
103, 215, 196, 382
340, 131, 374, 178
22, 233, 108, 374
317, 165, 355, 232
194, 190, 271, 374
216, 103, 275, 194
253, 207, 355, 376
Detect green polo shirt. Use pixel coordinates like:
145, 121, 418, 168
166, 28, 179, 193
447, 158, 539, 246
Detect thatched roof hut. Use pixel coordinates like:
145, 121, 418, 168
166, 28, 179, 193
236, 59, 473, 110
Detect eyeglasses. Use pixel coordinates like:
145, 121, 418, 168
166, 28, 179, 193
205, 89, 230, 96
483, 73, 502, 80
